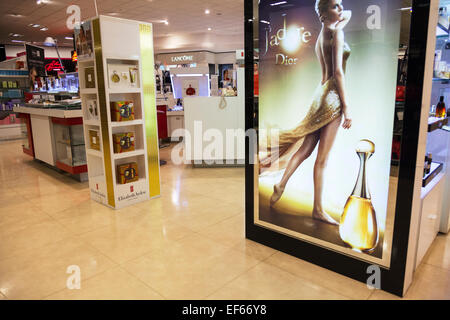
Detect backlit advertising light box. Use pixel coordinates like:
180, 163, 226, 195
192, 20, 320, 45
245, 0, 431, 296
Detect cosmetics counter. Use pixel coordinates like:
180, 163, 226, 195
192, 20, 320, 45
155, 51, 242, 144
12, 71, 87, 180
184, 67, 245, 165
13, 80, 87, 180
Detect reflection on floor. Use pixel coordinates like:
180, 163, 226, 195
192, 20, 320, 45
0, 139, 449, 300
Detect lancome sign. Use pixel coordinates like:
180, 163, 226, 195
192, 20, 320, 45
171, 55, 194, 63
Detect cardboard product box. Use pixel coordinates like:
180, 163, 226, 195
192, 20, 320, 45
89, 129, 101, 151
85, 67, 96, 88
117, 162, 139, 184
111, 101, 135, 122
87, 99, 99, 120
113, 132, 135, 153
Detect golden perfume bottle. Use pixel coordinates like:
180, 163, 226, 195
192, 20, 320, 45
339, 140, 379, 253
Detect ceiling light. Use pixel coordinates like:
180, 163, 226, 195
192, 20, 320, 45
205, 9, 210, 14
260, 20, 270, 24
207, 28, 212, 31
40, 27, 48, 31
108, 12, 119, 16
11, 40, 25, 43
29, 24, 41, 28
270, 1, 287, 5
164, 20, 169, 25
9, 33, 23, 37
8, 14, 23, 18
65, 36, 74, 40
43, 37, 56, 46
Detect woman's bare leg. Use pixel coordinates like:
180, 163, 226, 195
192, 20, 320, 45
312, 116, 342, 225
270, 132, 320, 206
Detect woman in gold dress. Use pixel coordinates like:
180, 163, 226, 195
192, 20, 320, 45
263, 0, 352, 225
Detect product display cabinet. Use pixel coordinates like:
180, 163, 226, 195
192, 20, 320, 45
245, 0, 437, 297
77, 15, 161, 209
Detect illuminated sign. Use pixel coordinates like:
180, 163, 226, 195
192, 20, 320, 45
256, 0, 402, 267
171, 55, 194, 63
45, 60, 63, 72
72, 51, 78, 62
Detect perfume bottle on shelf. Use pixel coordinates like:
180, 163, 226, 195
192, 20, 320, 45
339, 140, 379, 253
436, 96, 446, 118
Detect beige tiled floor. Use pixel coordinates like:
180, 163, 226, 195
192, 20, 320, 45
0, 139, 449, 300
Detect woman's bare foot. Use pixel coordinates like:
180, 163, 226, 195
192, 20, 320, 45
270, 184, 285, 207
312, 209, 339, 226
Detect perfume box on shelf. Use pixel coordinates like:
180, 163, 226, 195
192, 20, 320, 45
85, 67, 96, 89
87, 99, 99, 121
111, 101, 135, 122
112, 132, 135, 153
117, 162, 139, 184
89, 129, 101, 151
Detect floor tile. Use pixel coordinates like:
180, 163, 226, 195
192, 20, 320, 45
0, 202, 51, 237
0, 237, 116, 299
122, 234, 260, 299
45, 267, 163, 300
265, 251, 373, 300
206, 262, 349, 300
0, 218, 71, 261
230, 239, 278, 261
422, 234, 450, 270
403, 264, 450, 300
79, 218, 194, 264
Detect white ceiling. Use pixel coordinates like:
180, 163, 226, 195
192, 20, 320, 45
0, 0, 245, 53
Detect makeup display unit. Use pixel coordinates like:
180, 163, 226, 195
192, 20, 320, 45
77, 15, 161, 209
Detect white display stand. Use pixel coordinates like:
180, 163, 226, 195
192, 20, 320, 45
183, 68, 245, 165
78, 16, 161, 209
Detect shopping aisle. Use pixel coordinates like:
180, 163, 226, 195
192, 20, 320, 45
0, 140, 449, 300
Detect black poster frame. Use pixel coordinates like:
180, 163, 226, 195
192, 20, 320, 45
245, 0, 431, 297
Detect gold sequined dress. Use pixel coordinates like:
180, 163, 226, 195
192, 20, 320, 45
260, 43, 351, 173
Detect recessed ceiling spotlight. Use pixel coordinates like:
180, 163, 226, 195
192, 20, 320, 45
29, 24, 41, 28
270, 1, 287, 6
40, 27, 48, 31
8, 13, 23, 18
65, 36, 74, 40
207, 27, 212, 31
205, 9, 210, 14
108, 12, 119, 16
9, 33, 23, 37
164, 20, 169, 25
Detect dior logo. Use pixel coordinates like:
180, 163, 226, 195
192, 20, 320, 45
264, 16, 312, 56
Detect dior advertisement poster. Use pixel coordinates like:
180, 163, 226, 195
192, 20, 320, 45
256, 0, 402, 266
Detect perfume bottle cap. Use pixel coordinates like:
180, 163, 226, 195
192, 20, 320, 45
356, 139, 375, 154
